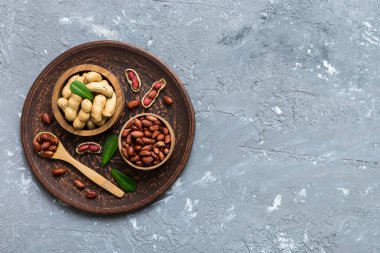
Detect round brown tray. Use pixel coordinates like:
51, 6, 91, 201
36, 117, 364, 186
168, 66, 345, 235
20, 41, 195, 214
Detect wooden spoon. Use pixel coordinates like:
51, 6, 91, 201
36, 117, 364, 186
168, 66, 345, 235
34, 132, 124, 198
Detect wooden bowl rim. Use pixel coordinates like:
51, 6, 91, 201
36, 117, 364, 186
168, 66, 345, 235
118, 113, 175, 171
51, 64, 125, 136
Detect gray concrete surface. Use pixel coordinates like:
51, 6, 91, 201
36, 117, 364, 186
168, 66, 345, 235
1, 0, 380, 252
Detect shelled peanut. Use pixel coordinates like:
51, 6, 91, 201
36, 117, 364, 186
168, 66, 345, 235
85, 189, 98, 199
120, 115, 172, 167
74, 179, 85, 189
52, 167, 66, 176
127, 99, 141, 109
163, 95, 173, 105
57, 71, 117, 130
41, 112, 52, 124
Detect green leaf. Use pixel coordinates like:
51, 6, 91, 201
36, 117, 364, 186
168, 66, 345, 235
70, 81, 94, 101
101, 135, 118, 167
111, 168, 137, 192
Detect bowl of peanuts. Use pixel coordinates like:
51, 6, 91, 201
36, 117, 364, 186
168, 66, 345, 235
118, 113, 175, 170
51, 64, 125, 136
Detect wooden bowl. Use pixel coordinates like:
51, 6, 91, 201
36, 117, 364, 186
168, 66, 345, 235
52, 64, 125, 136
118, 113, 175, 171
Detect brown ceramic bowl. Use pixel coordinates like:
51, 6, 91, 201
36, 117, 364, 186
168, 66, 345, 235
52, 64, 125, 136
118, 113, 175, 171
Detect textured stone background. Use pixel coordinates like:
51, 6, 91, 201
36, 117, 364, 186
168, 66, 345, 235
1, 0, 380, 252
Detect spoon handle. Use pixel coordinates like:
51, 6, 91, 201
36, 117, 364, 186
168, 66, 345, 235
65, 156, 124, 198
